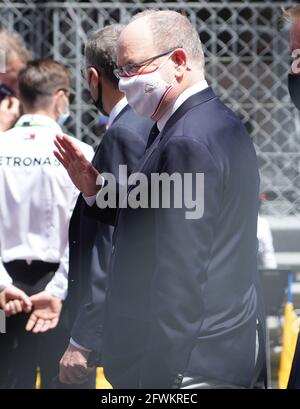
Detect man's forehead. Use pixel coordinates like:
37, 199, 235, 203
117, 20, 156, 65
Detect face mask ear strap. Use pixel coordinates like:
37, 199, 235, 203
288, 74, 300, 111
158, 53, 175, 71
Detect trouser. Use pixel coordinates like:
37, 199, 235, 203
0, 260, 69, 389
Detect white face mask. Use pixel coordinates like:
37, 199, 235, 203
119, 58, 176, 119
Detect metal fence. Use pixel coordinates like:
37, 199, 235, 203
0, 0, 299, 216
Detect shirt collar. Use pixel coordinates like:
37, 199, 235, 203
107, 97, 128, 128
157, 80, 209, 132
15, 114, 63, 133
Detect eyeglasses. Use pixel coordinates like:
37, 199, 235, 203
113, 46, 181, 79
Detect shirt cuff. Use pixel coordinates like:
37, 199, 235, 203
45, 263, 68, 300
83, 194, 97, 207
82, 175, 105, 207
70, 337, 92, 352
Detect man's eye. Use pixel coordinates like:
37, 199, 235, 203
130, 65, 140, 71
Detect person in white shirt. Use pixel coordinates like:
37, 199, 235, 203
0, 59, 93, 389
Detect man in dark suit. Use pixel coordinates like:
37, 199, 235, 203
58, 25, 153, 387
55, 10, 264, 389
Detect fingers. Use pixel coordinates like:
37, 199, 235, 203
22, 300, 32, 313
0, 97, 20, 115
71, 374, 89, 384
17, 292, 32, 312
53, 150, 69, 169
59, 346, 92, 385
60, 368, 88, 385
0, 292, 5, 310
26, 314, 59, 333
59, 368, 71, 385
25, 312, 38, 331
9, 97, 20, 112
25, 314, 45, 333
40, 319, 52, 333
7, 286, 32, 311
0, 98, 9, 110
70, 363, 90, 378
56, 135, 86, 162
2, 287, 32, 316
55, 135, 77, 161
60, 364, 90, 384
32, 318, 45, 334
5, 300, 22, 316
48, 316, 59, 330
54, 139, 72, 166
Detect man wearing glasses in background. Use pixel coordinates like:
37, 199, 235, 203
0, 28, 32, 132
0, 59, 93, 389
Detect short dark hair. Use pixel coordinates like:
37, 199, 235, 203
84, 24, 125, 88
18, 59, 71, 108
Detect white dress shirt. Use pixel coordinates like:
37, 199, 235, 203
107, 96, 128, 129
0, 114, 94, 299
157, 80, 208, 132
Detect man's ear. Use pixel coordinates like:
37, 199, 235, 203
87, 67, 101, 92
171, 49, 189, 77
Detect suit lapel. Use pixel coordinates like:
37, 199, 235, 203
111, 104, 130, 125
128, 87, 217, 179
162, 86, 216, 137
118, 88, 217, 221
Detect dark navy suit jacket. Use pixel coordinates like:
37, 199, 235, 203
67, 104, 153, 353
86, 87, 262, 388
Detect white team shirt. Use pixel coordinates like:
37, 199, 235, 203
0, 114, 94, 299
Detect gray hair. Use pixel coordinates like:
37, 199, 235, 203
85, 24, 125, 87
131, 10, 205, 70
283, 5, 300, 19
0, 28, 31, 64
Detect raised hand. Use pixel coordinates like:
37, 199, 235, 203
54, 134, 101, 196
0, 97, 20, 132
